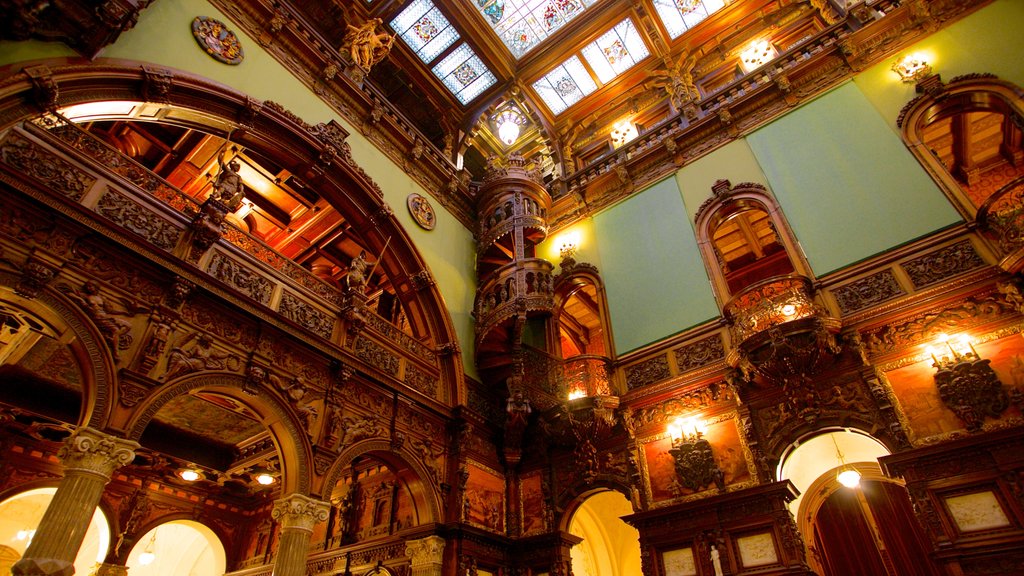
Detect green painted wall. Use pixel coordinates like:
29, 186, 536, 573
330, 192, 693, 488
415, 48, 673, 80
746, 82, 962, 275
593, 177, 718, 355
0, 0, 479, 377
676, 139, 771, 220
855, 0, 1024, 129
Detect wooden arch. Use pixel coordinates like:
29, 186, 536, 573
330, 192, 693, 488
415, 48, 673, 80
897, 73, 1024, 220
0, 59, 466, 406
551, 261, 615, 360
125, 372, 314, 495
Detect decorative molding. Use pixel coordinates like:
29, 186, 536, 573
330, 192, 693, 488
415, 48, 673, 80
96, 189, 181, 251
901, 240, 986, 289
673, 334, 726, 374
625, 355, 671, 391
832, 269, 905, 314
278, 291, 333, 340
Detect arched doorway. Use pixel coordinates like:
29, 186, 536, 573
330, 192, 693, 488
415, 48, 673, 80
566, 490, 640, 576
125, 520, 225, 576
0, 487, 111, 576
779, 430, 940, 576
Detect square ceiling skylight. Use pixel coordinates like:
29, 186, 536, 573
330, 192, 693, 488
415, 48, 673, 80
390, 0, 461, 63
432, 44, 498, 104
652, 0, 726, 39
476, 0, 596, 59
532, 55, 597, 114
581, 19, 649, 83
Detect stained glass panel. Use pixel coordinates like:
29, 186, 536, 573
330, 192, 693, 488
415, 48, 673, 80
391, 0, 460, 63
532, 56, 596, 114
652, 0, 726, 39
474, 0, 596, 58
433, 44, 498, 104
581, 19, 649, 83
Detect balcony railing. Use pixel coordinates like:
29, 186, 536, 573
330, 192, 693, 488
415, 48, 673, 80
977, 176, 1024, 272
474, 259, 555, 341
522, 347, 612, 406
723, 275, 820, 345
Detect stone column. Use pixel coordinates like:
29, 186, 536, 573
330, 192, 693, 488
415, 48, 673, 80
13, 428, 138, 576
405, 535, 445, 576
270, 493, 330, 576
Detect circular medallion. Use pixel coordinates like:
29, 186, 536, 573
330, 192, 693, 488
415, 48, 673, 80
192, 16, 244, 65
407, 193, 436, 230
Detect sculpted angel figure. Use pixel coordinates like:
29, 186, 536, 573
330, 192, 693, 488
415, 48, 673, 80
345, 18, 395, 71
63, 281, 135, 360
652, 50, 700, 110
162, 332, 231, 381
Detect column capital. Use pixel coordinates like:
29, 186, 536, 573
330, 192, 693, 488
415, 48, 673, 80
58, 428, 139, 479
405, 535, 445, 568
271, 493, 330, 532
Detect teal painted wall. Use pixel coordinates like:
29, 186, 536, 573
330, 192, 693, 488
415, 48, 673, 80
594, 177, 718, 355
0, 0, 479, 377
746, 82, 962, 275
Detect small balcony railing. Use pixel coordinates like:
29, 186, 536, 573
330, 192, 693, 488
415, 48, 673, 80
474, 259, 555, 341
522, 347, 612, 407
977, 176, 1024, 272
723, 275, 820, 345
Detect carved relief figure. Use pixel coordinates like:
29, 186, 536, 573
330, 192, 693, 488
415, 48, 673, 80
652, 50, 700, 110
63, 281, 135, 360
345, 250, 371, 291
345, 18, 395, 71
162, 332, 233, 380
276, 376, 319, 433
212, 147, 245, 210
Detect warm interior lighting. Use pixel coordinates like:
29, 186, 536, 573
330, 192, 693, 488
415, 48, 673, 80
831, 433, 860, 488
926, 333, 978, 368
138, 532, 157, 566
780, 304, 797, 317
610, 119, 638, 149
667, 416, 706, 443
494, 108, 526, 146
740, 39, 775, 71
892, 53, 932, 83
256, 472, 276, 485
568, 389, 586, 400
179, 469, 201, 482
15, 529, 36, 543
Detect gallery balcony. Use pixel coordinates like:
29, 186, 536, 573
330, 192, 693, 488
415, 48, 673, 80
474, 259, 555, 345
522, 347, 615, 412
723, 274, 840, 385
977, 176, 1024, 273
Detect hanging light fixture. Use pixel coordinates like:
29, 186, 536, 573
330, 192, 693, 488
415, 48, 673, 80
493, 107, 526, 146
831, 433, 861, 488
138, 531, 157, 566
256, 472, 276, 485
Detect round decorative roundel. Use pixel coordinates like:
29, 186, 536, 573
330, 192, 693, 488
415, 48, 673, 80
191, 16, 245, 65
407, 193, 436, 231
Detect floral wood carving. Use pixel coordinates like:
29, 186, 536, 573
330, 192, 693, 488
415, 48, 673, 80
353, 336, 399, 376
832, 269, 905, 313
862, 293, 1011, 355
625, 355, 671, 390
96, 190, 181, 251
207, 252, 274, 305
673, 334, 726, 373
901, 240, 986, 289
278, 292, 333, 339
0, 132, 94, 200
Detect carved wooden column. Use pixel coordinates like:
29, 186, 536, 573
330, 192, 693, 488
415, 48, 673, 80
89, 564, 128, 576
405, 535, 446, 576
270, 493, 330, 576
12, 428, 138, 576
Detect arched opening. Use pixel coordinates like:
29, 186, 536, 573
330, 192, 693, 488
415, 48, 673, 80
566, 490, 641, 576
708, 202, 795, 296
125, 520, 226, 576
0, 487, 111, 576
779, 429, 939, 576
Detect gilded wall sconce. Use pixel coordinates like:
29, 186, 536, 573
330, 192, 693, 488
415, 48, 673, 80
667, 417, 725, 492
926, 334, 1008, 431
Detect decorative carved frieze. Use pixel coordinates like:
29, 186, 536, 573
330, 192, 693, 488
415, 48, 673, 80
15, 258, 59, 299
278, 291, 333, 339
207, 252, 274, 305
625, 355, 671, 390
863, 293, 1012, 356
0, 131, 94, 200
901, 240, 986, 289
833, 269, 905, 313
354, 336, 399, 376
673, 334, 726, 373
404, 364, 438, 398
96, 189, 181, 251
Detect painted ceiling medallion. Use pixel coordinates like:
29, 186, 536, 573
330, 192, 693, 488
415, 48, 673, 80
192, 16, 244, 65
408, 193, 436, 230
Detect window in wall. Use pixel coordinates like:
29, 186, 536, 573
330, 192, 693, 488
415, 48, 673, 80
652, 0, 727, 40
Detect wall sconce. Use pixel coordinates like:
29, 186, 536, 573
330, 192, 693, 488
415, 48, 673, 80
567, 389, 586, 400
740, 39, 775, 72
560, 242, 577, 261
610, 119, 638, 149
892, 53, 932, 83
667, 417, 724, 492
493, 107, 526, 146
925, 334, 1008, 431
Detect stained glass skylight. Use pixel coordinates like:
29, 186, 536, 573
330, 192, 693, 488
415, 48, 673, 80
390, 0, 460, 64
432, 44, 498, 104
475, 0, 596, 59
580, 19, 649, 83
532, 56, 597, 115
652, 0, 726, 39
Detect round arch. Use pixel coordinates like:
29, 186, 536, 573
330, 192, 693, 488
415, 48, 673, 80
561, 487, 641, 576
125, 372, 313, 495
552, 261, 615, 362
321, 438, 442, 525
124, 518, 226, 576
0, 279, 117, 429
0, 59, 466, 406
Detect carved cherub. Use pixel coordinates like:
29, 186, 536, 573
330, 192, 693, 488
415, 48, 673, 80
344, 18, 395, 71
162, 332, 232, 381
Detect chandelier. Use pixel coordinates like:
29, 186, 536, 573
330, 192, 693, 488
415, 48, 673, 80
493, 107, 527, 146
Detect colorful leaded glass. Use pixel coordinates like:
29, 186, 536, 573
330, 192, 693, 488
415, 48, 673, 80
532, 56, 596, 114
652, 0, 726, 39
581, 19, 649, 83
474, 0, 596, 59
390, 0, 460, 63
432, 44, 497, 104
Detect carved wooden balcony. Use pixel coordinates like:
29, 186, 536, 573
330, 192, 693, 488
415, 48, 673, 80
474, 258, 555, 343
522, 347, 614, 411
723, 274, 840, 384
977, 176, 1024, 273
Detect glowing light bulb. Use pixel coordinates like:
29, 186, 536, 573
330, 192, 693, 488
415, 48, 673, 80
256, 473, 275, 485
179, 469, 200, 482
138, 551, 156, 566
837, 468, 862, 488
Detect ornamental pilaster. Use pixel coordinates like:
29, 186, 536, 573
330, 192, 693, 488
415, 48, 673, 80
405, 535, 446, 576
